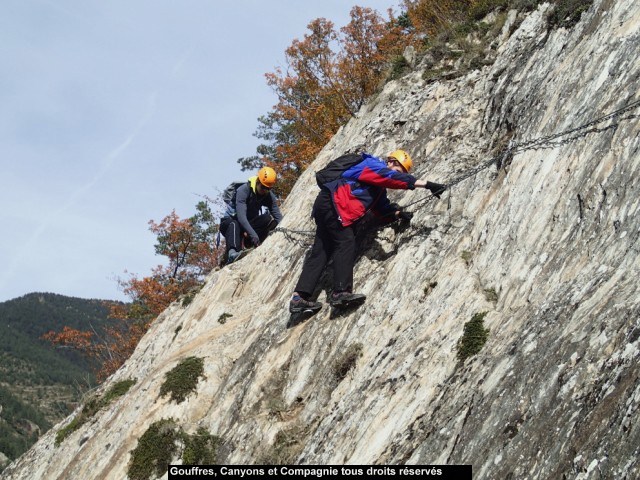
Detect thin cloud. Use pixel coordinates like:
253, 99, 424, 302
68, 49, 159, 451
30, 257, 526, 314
38, 0, 93, 24
0, 90, 159, 294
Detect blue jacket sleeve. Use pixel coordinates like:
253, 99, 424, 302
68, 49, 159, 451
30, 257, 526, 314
343, 154, 417, 190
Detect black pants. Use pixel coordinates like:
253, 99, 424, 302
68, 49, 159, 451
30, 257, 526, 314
220, 213, 275, 251
294, 190, 355, 297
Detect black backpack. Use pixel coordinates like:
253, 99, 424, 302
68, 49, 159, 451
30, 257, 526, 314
222, 180, 247, 208
315, 153, 364, 188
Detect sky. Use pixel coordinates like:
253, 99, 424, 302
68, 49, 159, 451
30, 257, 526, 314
0, 0, 398, 303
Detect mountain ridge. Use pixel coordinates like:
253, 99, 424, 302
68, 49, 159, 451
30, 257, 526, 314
0, 292, 117, 471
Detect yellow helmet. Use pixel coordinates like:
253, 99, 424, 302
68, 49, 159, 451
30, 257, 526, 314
257, 166, 277, 188
388, 149, 413, 173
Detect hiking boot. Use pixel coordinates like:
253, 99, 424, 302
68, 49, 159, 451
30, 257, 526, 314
227, 248, 254, 264
289, 295, 322, 314
227, 249, 240, 263
329, 291, 366, 307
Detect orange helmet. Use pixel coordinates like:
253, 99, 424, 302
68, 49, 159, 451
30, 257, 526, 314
388, 149, 413, 173
257, 167, 277, 188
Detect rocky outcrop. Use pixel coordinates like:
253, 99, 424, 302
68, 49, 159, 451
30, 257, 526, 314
4, 1, 639, 479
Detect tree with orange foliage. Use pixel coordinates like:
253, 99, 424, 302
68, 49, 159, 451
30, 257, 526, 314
238, 6, 409, 198
339, 6, 408, 111
109, 200, 221, 321
44, 201, 221, 381
238, 3, 487, 199
42, 320, 149, 383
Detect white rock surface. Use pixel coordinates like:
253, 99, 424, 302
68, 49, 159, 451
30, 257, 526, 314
4, 1, 639, 478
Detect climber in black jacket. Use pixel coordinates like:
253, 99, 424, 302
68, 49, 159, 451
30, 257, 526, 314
220, 167, 283, 263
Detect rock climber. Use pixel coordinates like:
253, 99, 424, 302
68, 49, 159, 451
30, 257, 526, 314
288, 149, 446, 313
220, 166, 283, 263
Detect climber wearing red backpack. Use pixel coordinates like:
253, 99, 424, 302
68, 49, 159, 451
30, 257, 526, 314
289, 149, 446, 313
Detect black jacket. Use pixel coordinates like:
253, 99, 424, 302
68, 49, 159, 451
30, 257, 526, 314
225, 176, 282, 241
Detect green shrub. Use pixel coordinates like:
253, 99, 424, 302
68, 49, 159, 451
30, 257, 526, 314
428, 42, 452, 62
128, 419, 181, 480
160, 357, 205, 403
128, 420, 222, 479
181, 285, 203, 307
102, 379, 137, 405
390, 55, 411, 80
82, 379, 137, 419
55, 416, 83, 446
548, 0, 593, 28
55, 378, 136, 446
457, 312, 490, 361
182, 427, 221, 464
484, 288, 499, 303
469, 0, 509, 21
455, 20, 477, 36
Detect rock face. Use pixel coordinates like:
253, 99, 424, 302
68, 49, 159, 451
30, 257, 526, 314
4, 1, 639, 478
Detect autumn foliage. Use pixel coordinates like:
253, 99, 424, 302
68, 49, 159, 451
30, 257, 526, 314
42, 322, 149, 383
239, 2, 494, 198
44, 202, 222, 382
402, 0, 473, 37
239, 6, 410, 197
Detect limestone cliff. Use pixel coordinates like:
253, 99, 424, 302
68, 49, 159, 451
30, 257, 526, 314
4, 1, 639, 478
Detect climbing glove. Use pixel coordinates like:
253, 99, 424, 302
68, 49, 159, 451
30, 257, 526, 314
242, 231, 259, 248
425, 181, 447, 198
397, 211, 413, 223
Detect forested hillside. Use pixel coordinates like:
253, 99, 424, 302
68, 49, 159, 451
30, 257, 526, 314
0, 293, 117, 471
